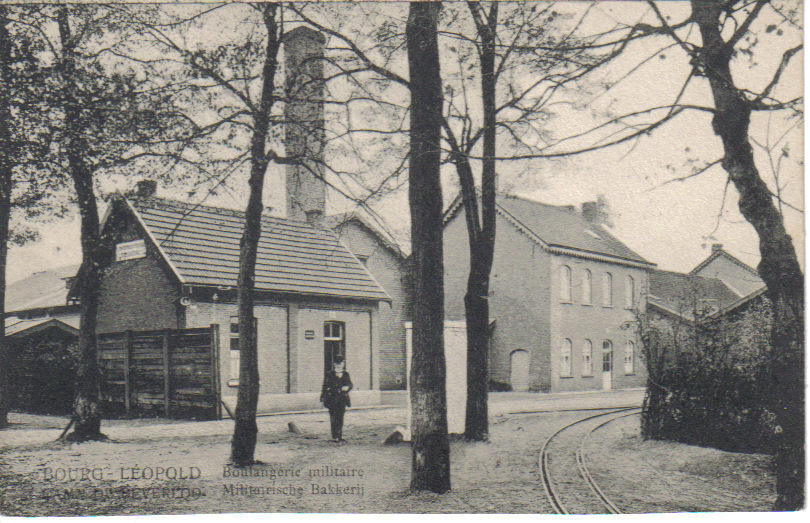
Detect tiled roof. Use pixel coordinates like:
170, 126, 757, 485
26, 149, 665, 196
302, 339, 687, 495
4, 264, 79, 313
496, 195, 650, 264
128, 197, 390, 301
648, 269, 740, 319
445, 193, 652, 266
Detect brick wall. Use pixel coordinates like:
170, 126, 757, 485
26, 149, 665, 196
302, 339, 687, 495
331, 220, 409, 390
185, 301, 289, 396
692, 254, 763, 297
549, 254, 648, 392
443, 209, 552, 392
96, 209, 182, 334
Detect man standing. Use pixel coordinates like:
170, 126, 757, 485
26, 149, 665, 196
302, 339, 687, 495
320, 358, 352, 442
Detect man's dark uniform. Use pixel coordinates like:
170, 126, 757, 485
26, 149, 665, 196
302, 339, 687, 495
320, 370, 353, 441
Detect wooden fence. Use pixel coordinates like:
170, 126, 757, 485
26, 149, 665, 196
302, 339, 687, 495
97, 325, 221, 420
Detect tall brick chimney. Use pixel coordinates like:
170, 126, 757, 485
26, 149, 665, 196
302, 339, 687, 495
284, 26, 326, 223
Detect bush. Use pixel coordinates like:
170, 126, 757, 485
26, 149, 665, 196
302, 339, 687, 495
639, 296, 776, 454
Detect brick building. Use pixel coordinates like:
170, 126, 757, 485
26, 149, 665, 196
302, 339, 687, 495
442, 194, 655, 393
72, 192, 390, 413
689, 244, 765, 297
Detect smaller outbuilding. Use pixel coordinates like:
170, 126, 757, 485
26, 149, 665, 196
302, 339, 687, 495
3, 264, 81, 414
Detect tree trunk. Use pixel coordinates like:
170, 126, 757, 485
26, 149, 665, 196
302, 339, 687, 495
407, 1, 450, 494
463, 264, 489, 439
692, 0, 804, 510
230, 4, 279, 467
55, 7, 105, 442
0, 5, 12, 429
463, 1, 498, 441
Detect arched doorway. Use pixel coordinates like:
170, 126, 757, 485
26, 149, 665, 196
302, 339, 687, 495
602, 341, 613, 390
510, 350, 530, 392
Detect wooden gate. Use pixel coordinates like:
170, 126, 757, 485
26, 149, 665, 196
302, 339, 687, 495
97, 325, 221, 419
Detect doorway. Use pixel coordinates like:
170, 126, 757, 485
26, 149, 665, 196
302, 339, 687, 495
323, 321, 346, 373
510, 350, 529, 392
602, 341, 613, 390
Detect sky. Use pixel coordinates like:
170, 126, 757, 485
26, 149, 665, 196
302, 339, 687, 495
5, 0, 804, 284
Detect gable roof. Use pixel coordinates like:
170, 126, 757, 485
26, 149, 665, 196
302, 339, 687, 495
648, 269, 740, 320
444, 193, 654, 268
5, 316, 80, 338
4, 264, 80, 314
118, 196, 390, 302
689, 248, 761, 277
322, 212, 409, 259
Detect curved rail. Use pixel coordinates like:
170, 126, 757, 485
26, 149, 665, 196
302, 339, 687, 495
576, 410, 642, 513
539, 407, 641, 514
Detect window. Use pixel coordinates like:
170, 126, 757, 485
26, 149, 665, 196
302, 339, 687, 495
602, 272, 613, 306
560, 265, 572, 302
324, 321, 346, 373
582, 339, 593, 376
624, 341, 635, 374
229, 316, 257, 386
582, 269, 592, 304
625, 275, 635, 309
602, 340, 613, 372
560, 338, 572, 377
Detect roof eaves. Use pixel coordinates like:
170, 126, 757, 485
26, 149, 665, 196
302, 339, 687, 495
330, 214, 408, 260
710, 285, 768, 319
185, 282, 389, 303
690, 249, 760, 277
330, 230, 393, 303
546, 245, 657, 270
7, 318, 80, 338
647, 299, 695, 323
122, 196, 186, 285
493, 202, 550, 249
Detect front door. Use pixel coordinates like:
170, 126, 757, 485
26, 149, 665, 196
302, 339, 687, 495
510, 350, 530, 392
323, 321, 346, 373
602, 341, 613, 390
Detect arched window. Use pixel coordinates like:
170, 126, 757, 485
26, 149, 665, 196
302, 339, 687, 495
582, 339, 593, 376
625, 275, 635, 309
582, 269, 592, 304
602, 272, 613, 306
561, 338, 572, 377
624, 340, 635, 374
560, 265, 572, 302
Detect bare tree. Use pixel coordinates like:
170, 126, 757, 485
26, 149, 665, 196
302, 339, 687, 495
230, 3, 282, 466
407, 0, 450, 493
518, 1, 803, 509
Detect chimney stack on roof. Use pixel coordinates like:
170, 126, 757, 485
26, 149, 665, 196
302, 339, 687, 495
582, 197, 611, 227
134, 180, 157, 199
284, 26, 327, 223
712, 243, 723, 252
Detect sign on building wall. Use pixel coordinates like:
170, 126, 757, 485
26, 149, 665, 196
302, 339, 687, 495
115, 239, 146, 261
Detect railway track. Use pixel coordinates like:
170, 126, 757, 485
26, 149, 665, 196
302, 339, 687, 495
539, 407, 642, 514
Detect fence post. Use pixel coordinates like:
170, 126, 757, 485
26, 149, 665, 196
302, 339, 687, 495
210, 324, 221, 420
162, 330, 171, 417
124, 330, 133, 415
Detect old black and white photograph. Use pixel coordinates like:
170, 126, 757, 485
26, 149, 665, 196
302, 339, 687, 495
0, 0, 804, 516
